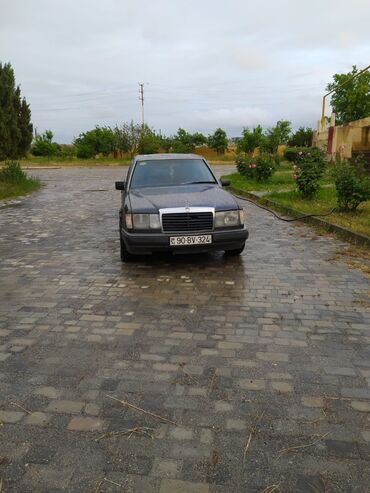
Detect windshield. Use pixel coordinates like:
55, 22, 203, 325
130, 159, 217, 188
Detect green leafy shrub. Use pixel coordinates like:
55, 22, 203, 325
0, 161, 41, 200
75, 142, 95, 159
284, 146, 324, 162
32, 130, 61, 157
236, 125, 265, 154
285, 147, 303, 162
236, 153, 275, 181
254, 153, 276, 180
293, 147, 326, 199
0, 161, 28, 184
236, 154, 253, 177
288, 127, 313, 147
332, 160, 370, 211
74, 126, 116, 158
138, 126, 161, 154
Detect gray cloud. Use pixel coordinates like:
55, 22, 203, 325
1, 0, 369, 142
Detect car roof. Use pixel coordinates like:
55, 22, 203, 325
134, 153, 203, 161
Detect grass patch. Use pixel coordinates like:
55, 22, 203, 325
0, 162, 41, 200
223, 165, 332, 194
223, 169, 370, 239
267, 188, 370, 237
222, 169, 295, 193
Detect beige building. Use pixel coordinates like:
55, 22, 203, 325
313, 113, 370, 159
313, 115, 370, 161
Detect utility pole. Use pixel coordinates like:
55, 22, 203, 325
138, 83, 145, 127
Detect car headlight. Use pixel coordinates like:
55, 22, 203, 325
131, 213, 160, 230
215, 210, 244, 228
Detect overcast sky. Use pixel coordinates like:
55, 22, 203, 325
1, 0, 369, 143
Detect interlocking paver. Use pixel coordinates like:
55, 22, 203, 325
160, 479, 209, 493
67, 416, 105, 431
45, 400, 84, 414
170, 426, 193, 440
34, 386, 62, 399
24, 411, 50, 426
271, 381, 294, 393
350, 401, 370, 412
0, 410, 24, 423
151, 458, 182, 478
0, 165, 369, 492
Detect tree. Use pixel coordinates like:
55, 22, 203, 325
172, 128, 195, 153
265, 120, 291, 152
288, 127, 313, 147
74, 126, 116, 158
237, 125, 264, 154
0, 62, 33, 160
192, 132, 207, 147
208, 128, 228, 155
138, 125, 161, 154
32, 130, 61, 157
114, 121, 143, 157
159, 135, 172, 153
171, 128, 207, 153
113, 125, 129, 157
326, 65, 370, 124
18, 98, 33, 157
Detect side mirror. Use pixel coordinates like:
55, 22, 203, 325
115, 181, 126, 190
220, 179, 230, 187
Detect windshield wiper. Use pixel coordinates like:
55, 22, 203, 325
181, 180, 216, 185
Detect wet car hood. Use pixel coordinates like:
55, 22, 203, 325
128, 184, 239, 213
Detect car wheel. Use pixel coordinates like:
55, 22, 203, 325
120, 233, 135, 262
224, 243, 245, 256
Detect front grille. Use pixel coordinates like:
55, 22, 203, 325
162, 212, 213, 233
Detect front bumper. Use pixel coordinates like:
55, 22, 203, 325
121, 227, 249, 255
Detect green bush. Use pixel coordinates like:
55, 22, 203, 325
293, 147, 326, 199
32, 130, 61, 157
0, 161, 28, 184
285, 147, 303, 162
0, 161, 41, 200
75, 142, 95, 159
288, 127, 313, 147
74, 126, 116, 158
236, 153, 275, 181
236, 153, 252, 177
284, 146, 323, 163
332, 161, 370, 211
138, 126, 161, 154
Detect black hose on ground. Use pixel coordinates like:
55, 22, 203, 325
231, 192, 337, 223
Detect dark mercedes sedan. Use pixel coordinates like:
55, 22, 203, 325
115, 154, 248, 261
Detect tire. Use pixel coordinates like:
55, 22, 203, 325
224, 243, 245, 256
119, 216, 135, 262
120, 233, 135, 262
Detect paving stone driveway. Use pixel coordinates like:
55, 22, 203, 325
0, 165, 370, 493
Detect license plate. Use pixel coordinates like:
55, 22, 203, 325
170, 235, 212, 246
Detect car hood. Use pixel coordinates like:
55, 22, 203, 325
128, 184, 238, 213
